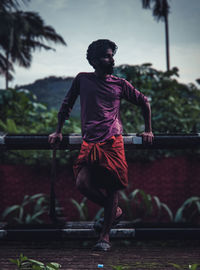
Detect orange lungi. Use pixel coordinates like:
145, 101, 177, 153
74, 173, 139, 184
73, 135, 128, 190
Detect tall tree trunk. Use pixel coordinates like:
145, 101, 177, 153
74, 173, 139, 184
5, 27, 14, 89
165, 14, 170, 71
5, 50, 9, 89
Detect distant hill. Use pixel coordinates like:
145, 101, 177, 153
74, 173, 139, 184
16, 76, 80, 117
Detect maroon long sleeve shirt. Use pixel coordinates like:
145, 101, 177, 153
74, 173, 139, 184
58, 72, 148, 143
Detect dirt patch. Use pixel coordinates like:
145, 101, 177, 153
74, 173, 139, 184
0, 240, 200, 270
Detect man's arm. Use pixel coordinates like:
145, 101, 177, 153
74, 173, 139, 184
48, 112, 66, 145
121, 79, 153, 143
48, 114, 67, 145
48, 74, 80, 144
140, 99, 154, 143
56, 114, 65, 133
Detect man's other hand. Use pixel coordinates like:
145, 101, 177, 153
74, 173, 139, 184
140, 131, 154, 144
48, 132, 63, 145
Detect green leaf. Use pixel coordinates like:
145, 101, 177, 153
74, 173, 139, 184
71, 197, 88, 221
190, 264, 200, 270
153, 196, 161, 211
119, 191, 129, 202
25, 214, 32, 224
0, 119, 7, 130
82, 197, 87, 204
129, 189, 141, 201
13, 258, 20, 267
22, 195, 31, 207
6, 119, 18, 133
30, 193, 45, 201
182, 197, 200, 208
14, 217, 23, 224
18, 206, 24, 221
71, 199, 82, 212
1, 205, 19, 219
93, 207, 104, 221
32, 264, 43, 270
168, 263, 183, 269
28, 259, 45, 266
196, 201, 200, 213
23, 194, 30, 202
46, 262, 61, 270
161, 203, 173, 221
9, 258, 18, 264
175, 197, 200, 222
19, 253, 28, 261
31, 210, 47, 221
174, 206, 184, 222
110, 265, 130, 270
139, 190, 152, 215
34, 196, 48, 211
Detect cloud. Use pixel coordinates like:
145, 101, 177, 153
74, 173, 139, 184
171, 44, 200, 84
46, 0, 70, 11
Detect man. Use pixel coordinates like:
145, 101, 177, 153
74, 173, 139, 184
49, 39, 153, 251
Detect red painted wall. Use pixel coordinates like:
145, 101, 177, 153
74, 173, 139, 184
0, 156, 199, 221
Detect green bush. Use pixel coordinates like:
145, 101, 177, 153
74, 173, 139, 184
114, 64, 200, 134
10, 253, 61, 270
174, 196, 200, 224
119, 189, 173, 223
0, 88, 80, 165
119, 189, 200, 224
1, 193, 63, 224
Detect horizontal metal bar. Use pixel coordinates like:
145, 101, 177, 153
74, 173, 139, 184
0, 228, 135, 240
0, 133, 200, 150
1, 228, 199, 240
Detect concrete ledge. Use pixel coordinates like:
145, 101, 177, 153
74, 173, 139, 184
1, 227, 199, 241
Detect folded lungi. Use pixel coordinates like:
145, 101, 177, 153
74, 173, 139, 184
73, 135, 128, 190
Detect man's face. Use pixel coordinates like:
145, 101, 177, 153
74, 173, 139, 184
96, 48, 115, 74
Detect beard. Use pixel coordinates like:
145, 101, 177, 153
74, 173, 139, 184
98, 62, 114, 75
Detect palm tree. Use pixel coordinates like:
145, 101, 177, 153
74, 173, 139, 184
0, 53, 14, 84
141, 0, 170, 71
0, 2, 66, 88
0, 0, 30, 86
0, 0, 30, 12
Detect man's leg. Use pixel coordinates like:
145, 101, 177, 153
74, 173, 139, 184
76, 166, 122, 218
99, 189, 120, 243
76, 166, 107, 207
76, 166, 123, 250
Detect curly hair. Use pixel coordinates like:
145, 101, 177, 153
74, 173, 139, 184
86, 39, 118, 68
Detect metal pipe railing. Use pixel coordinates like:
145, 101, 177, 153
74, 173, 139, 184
1, 133, 200, 150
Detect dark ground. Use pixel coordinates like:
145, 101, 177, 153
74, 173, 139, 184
0, 239, 200, 270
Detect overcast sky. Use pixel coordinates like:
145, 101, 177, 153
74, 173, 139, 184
1, 0, 199, 88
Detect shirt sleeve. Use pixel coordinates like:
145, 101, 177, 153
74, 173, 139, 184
121, 79, 149, 106
58, 73, 80, 121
